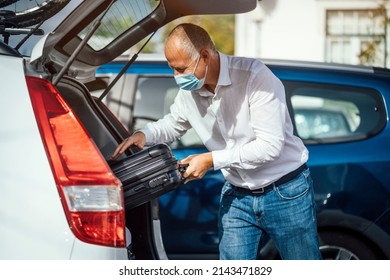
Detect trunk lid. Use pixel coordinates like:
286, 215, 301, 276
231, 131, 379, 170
30, 0, 256, 82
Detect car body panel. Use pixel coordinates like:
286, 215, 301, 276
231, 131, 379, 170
0, 55, 132, 260
70, 239, 128, 260
0, 56, 74, 259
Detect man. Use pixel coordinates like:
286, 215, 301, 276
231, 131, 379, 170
112, 23, 322, 260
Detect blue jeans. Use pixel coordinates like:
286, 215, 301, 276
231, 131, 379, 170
218, 168, 322, 260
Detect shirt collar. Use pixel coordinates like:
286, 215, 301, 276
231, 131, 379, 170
197, 52, 231, 97
217, 52, 232, 87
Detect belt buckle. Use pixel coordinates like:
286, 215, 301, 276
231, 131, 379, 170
252, 187, 265, 194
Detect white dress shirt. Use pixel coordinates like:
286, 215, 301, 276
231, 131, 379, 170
140, 53, 308, 190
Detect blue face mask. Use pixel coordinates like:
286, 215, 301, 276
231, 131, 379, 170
174, 55, 208, 91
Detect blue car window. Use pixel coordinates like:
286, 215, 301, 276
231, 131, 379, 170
292, 95, 355, 139
285, 81, 386, 144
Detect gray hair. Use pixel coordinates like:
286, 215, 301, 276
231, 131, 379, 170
167, 23, 216, 59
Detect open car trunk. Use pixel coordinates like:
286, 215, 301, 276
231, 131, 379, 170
55, 76, 167, 259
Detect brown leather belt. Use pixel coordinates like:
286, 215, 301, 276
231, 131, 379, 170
232, 164, 308, 195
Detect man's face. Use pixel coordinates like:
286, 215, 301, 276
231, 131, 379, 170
165, 36, 206, 80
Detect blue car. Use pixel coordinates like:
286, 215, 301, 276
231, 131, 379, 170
95, 55, 390, 260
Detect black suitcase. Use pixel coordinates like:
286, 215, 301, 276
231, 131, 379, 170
109, 143, 184, 210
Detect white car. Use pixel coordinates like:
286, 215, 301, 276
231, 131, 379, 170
0, 0, 256, 259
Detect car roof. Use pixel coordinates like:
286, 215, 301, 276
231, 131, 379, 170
109, 53, 390, 75
95, 54, 390, 95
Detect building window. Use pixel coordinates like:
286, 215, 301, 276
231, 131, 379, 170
325, 9, 387, 66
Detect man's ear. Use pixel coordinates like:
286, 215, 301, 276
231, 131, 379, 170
200, 48, 210, 63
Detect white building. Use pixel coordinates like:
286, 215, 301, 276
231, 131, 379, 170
235, 0, 390, 68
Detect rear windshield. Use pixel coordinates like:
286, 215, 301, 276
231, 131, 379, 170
79, 0, 160, 51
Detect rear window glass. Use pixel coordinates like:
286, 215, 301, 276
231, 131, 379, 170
285, 81, 386, 144
134, 76, 178, 120
79, 0, 160, 51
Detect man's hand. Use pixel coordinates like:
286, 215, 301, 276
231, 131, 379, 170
180, 152, 213, 184
111, 132, 146, 160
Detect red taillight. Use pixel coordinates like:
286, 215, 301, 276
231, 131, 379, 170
26, 76, 125, 248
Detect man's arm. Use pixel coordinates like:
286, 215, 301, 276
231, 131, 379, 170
111, 91, 190, 160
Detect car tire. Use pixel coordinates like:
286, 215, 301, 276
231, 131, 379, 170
319, 231, 380, 260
